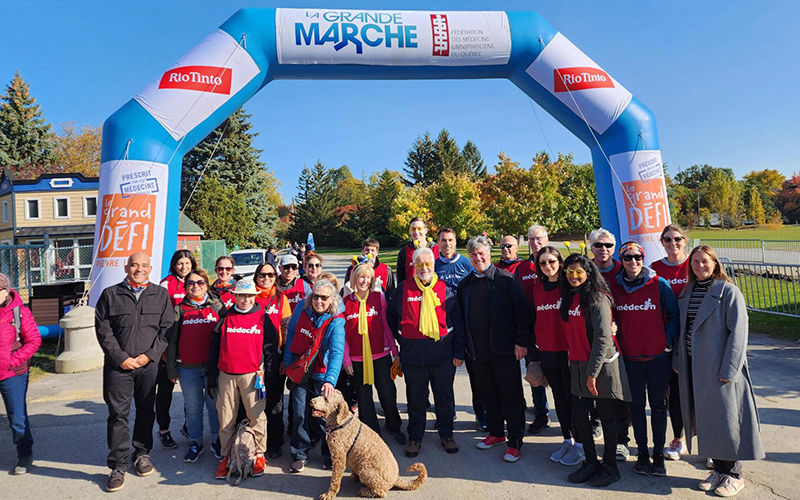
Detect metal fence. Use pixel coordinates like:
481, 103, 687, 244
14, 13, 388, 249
720, 258, 800, 318
0, 244, 94, 302
199, 240, 228, 272
694, 239, 800, 265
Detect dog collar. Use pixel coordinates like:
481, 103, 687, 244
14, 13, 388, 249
328, 414, 355, 433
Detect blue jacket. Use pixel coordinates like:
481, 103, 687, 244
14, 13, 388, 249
615, 266, 680, 352
434, 253, 474, 290
284, 305, 345, 386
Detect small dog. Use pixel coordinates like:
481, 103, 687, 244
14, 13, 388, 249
310, 390, 426, 499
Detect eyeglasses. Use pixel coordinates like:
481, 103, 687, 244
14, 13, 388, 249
593, 242, 614, 249
622, 254, 644, 262
282, 265, 298, 271
306, 263, 321, 268
186, 280, 206, 287
500, 244, 516, 249
216, 266, 233, 272
565, 268, 586, 277
414, 262, 434, 270
256, 272, 276, 279
539, 259, 559, 267
662, 236, 685, 243
312, 294, 331, 301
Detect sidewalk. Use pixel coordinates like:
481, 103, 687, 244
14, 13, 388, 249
1, 331, 797, 498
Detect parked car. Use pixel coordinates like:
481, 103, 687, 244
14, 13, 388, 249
229, 249, 268, 278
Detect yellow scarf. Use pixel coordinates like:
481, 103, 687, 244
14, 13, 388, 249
355, 291, 375, 385
414, 274, 442, 341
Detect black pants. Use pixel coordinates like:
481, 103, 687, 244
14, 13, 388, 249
352, 355, 402, 436
626, 356, 671, 457
543, 367, 578, 442
464, 355, 486, 419
667, 370, 683, 439
265, 373, 285, 453
335, 371, 357, 409
474, 355, 526, 449
404, 362, 456, 442
573, 396, 618, 467
714, 459, 743, 480
616, 399, 631, 446
155, 360, 175, 431
103, 361, 158, 470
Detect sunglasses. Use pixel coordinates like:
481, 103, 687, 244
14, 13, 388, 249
282, 265, 298, 271
186, 280, 207, 287
565, 268, 586, 277
414, 262, 434, 270
312, 294, 331, 301
500, 244, 516, 249
306, 263, 321, 268
256, 272, 276, 279
593, 242, 614, 249
539, 259, 559, 267
622, 254, 644, 262
662, 236, 685, 243
216, 266, 233, 272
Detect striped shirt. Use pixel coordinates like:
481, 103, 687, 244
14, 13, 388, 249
685, 277, 713, 356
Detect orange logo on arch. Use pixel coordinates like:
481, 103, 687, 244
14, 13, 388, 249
622, 179, 669, 236
97, 194, 155, 259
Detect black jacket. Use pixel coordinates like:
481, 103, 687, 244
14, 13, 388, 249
165, 295, 226, 380
456, 265, 531, 359
387, 278, 465, 366
95, 282, 173, 367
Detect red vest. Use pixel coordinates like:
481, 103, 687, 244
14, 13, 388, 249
532, 281, 568, 352
651, 258, 689, 298
563, 294, 591, 362
610, 277, 667, 358
289, 310, 342, 374
599, 260, 623, 286
178, 304, 219, 364
161, 275, 186, 306
218, 307, 266, 374
400, 279, 448, 340
374, 262, 390, 291
344, 292, 387, 359
515, 259, 539, 306
283, 279, 306, 312
403, 243, 439, 279
256, 294, 285, 346
496, 259, 522, 273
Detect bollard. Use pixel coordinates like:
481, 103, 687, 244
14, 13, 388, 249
55, 305, 104, 373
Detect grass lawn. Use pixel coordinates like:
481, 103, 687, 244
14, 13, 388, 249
749, 311, 800, 342
689, 225, 800, 241
29, 340, 60, 381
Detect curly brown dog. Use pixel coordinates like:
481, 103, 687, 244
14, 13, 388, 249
310, 390, 426, 499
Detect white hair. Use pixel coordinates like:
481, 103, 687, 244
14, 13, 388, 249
303, 278, 342, 315
527, 225, 548, 238
588, 228, 616, 246
466, 235, 492, 254
412, 246, 435, 263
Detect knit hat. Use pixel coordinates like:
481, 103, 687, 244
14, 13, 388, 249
619, 241, 645, 259
0, 273, 10, 291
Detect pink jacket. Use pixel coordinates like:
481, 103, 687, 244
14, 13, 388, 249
0, 290, 41, 381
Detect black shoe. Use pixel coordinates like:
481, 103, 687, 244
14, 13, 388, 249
567, 462, 600, 484
134, 455, 154, 476
323, 458, 333, 470
13, 455, 33, 475
268, 448, 283, 459
477, 414, 488, 432
107, 469, 125, 492
589, 464, 620, 487
634, 453, 651, 475
184, 442, 203, 463
650, 456, 667, 477
527, 416, 550, 435
392, 431, 408, 445
405, 442, 421, 458
211, 437, 222, 459
159, 431, 178, 449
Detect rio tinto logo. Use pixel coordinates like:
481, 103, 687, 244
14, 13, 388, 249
430, 14, 449, 56
158, 65, 232, 95
553, 67, 615, 93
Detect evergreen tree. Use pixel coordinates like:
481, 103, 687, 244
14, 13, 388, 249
0, 71, 58, 171
434, 129, 467, 176
461, 140, 486, 177
289, 161, 342, 245
366, 169, 403, 238
403, 131, 437, 186
181, 107, 277, 247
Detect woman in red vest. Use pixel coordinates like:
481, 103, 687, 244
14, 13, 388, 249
160, 250, 197, 306
528, 246, 585, 466
207, 279, 280, 480
165, 269, 223, 463
211, 256, 238, 309
610, 242, 678, 478
342, 264, 404, 443
560, 254, 631, 488
254, 262, 291, 459
651, 224, 691, 463
301, 252, 323, 288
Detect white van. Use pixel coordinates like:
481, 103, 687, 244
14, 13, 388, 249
229, 249, 267, 278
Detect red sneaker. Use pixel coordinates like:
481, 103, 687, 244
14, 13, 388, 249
215, 457, 229, 480
252, 455, 267, 477
476, 435, 507, 450
504, 447, 521, 462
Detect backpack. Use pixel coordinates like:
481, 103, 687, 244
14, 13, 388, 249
10, 306, 29, 376
227, 419, 257, 485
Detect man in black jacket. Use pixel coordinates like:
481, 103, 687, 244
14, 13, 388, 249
457, 236, 531, 463
95, 252, 173, 492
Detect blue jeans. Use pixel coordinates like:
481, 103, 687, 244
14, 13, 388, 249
0, 372, 33, 459
290, 378, 330, 462
177, 366, 219, 443
625, 355, 671, 457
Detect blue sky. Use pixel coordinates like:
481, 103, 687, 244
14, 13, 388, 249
3, 1, 799, 202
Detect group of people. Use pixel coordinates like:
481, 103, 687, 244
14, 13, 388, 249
0, 217, 764, 499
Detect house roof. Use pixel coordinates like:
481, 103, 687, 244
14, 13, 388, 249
15, 224, 95, 238
178, 212, 204, 236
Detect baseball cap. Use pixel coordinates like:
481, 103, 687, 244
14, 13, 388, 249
280, 255, 298, 267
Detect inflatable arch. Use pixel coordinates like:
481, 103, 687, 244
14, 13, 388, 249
89, 8, 670, 304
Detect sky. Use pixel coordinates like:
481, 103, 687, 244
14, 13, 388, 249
3, 1, 799, 202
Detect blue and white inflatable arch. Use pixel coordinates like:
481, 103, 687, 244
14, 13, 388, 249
90, 8, 670, 304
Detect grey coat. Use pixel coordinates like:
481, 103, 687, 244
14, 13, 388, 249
570, 294, 632, 402
674, 279, 765, 461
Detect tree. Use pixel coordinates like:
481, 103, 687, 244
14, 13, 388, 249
559, 158, 600, 236
461, 140, 486, 178
744, 169, 785, 220
289, 161, 342, 245
746, 184, 766, 225
700, 168, 743, 227
675, 164, 735, 190
427, 172, 487, 241
364, 169, 403, 238
775, 173, 800, 223
54, 121, 102, 176
389, 185, 432, 239
181, 107, 277, 247
0, 71, 58, 173
403, 131, 437, 186
433, 129, 467, 177
668, 184, 697, 227
183, 175, 253, 247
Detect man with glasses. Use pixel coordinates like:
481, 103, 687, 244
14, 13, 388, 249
277, 255, 311, 312
344, 238, 396, 296
396, 217, 439, 284
496, 235, 523, 273
589, 228, 623, 284
95, 252, 174, 492
388, 247, 464, 458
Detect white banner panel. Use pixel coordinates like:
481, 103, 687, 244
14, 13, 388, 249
609, 150, 670, 264
134, 29, 260, 141
526, 32, 632, 135
276, 8, 511, 66
88, 160, 170, 306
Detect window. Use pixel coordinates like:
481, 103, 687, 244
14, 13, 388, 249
25, 199, 40, 220
54, 197, 70, 219
83, 196, 97, 217
2, 201, 7, 222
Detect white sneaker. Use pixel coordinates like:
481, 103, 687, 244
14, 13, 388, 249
663, 438, 686, 460
706, 457, 715, 469
560, 443, 585, 466
550, 440, 573, 463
